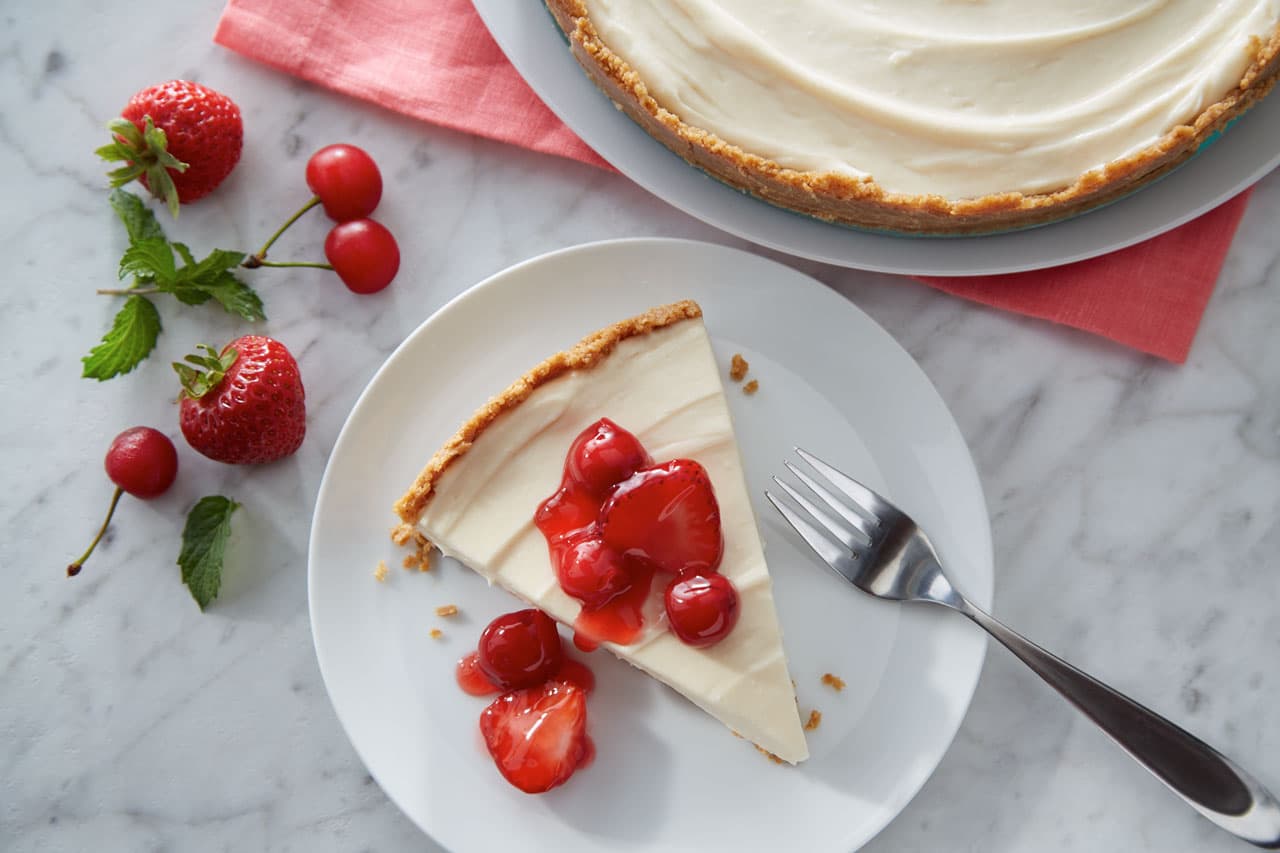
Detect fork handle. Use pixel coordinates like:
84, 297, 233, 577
959, 602, 1280, 848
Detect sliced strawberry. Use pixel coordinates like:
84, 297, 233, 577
479, 682, 590, 794
600, 459, 724, 574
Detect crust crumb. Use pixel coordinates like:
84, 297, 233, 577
373, 560, 388, 583
392, 523, 433, 571
754, 744, 786, 765
804, 709, 822, 731
429, 628, 443, 639
729, 353, 749, 382
435, 604, 459, 618
821, 673, 846, 692
742, 379, 759, 395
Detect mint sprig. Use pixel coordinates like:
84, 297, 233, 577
82, 294, 162, 380
177, 495, 240, 611
85, 191, 266, 380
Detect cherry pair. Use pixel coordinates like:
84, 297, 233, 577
245, 144, 400, 294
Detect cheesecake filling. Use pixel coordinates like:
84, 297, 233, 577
581, 0, 1280, 199
417, 318, 809, 763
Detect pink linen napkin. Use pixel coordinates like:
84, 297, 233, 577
214, 0, 1253, 363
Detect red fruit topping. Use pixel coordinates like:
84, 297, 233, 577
534, 486, 597, 537
105, 426, 178, 499
175, 335, 306, 465
664, 573, 740, 648
324, 218, 400, 294
477, 609, 564, 690
566, 418, 651, 495
535, 419, 732, 648
601, 459, 724, 575
556, 536, 633, 609
306, 143, 383, 222
554, 659, 596, 694
480, 682, 590, 794
456, 652, 501, 696
110, 80, 243, 213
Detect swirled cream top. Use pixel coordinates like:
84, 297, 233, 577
582, 0, 1279, 199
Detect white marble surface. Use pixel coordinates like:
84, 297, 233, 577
4, 3, 1279, 851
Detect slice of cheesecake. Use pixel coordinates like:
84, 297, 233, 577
395, 300, 808, 763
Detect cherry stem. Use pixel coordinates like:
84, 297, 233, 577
243, 196, 322, 268
250, 260, 334, 270
97, 286, 159, 296
67, 486, 123, 577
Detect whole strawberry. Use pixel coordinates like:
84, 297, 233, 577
174, 335, 306, 464
98, 80, 243, 217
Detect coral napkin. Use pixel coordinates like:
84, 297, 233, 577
214, 0, 1253, 363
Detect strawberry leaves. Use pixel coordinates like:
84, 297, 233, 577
177, 495, 240, 610
98, 117, 189, 218
82, 295, 163, 380
84, 191, 266, 380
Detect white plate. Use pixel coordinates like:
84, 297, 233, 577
309, 239, 994, 852
471, 1, 1280, 276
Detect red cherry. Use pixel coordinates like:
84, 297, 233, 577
664, 572, 740, 647
324, 218, 399, 294
534, 485, 597, 539
601, 459, 724, 574
556, 536, 632, 609
68, 426, 179, 578
477, 609, 564, 690
305, 143, 383, 221
566, 418, 651, 495
105, 426, 178, 498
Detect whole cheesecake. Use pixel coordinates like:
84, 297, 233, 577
546, 0, 1280, 234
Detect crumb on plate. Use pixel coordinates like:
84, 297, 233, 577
730, 353, 750, 382
435, 604, 459, 618
429, 628, 443, 640
391, 523, 433, 572
821, 673, 846, 692
373, 560, 388, 583
754, 743, 785, 765
742, 379, 759, 395
804, 709, 822, 731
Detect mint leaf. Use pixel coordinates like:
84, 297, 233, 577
172, 241, 197, 267
194, 270, 266, 321
182, 248, 246, 280
177, 496, 240, 611
82, 295, 162, 380
165, 248, 265, 321
108, 189, 165, 243
118, 237, 176, 283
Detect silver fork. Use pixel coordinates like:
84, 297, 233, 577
767, 448, 1280, 849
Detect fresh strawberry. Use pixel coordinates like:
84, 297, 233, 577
98, 80, 243, 216
174, 335, 306, 465
479, 682, 590, 794
600, 459, 724, 574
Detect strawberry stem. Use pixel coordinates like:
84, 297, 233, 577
68, 486, 123, 577
244, 196, 322, 268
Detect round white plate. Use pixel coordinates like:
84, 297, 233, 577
471, 1, 1280, 277
309, 239, 993, 852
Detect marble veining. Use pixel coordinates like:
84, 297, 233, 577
2, 3, 1278, 852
